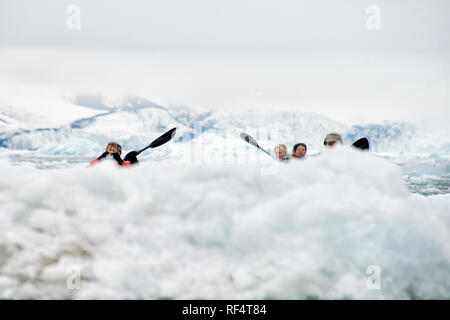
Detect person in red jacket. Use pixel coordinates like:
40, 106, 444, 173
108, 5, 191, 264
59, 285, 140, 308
89, 142, 132, 167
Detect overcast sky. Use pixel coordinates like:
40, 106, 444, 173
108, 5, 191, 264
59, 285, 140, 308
1, 0, 449, 124
1, 0, 449, 53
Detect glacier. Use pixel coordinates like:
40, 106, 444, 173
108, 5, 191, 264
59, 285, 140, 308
1, 95, 449, 155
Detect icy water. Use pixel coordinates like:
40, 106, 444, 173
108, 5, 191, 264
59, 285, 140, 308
380, 154, 450, 196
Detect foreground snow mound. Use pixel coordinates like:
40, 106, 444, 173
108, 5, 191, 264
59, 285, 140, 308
0, 147, 449, 299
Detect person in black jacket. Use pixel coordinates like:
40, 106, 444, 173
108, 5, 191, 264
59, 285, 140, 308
89, 142, 132, 167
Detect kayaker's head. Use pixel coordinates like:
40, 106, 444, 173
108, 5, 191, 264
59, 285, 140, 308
323, 133, 343, 148
106, 142, 122, 155
292, 143, 307, 158
274, 144, 287, 161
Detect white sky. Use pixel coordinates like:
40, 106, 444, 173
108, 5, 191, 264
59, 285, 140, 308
0, 0, 449, 125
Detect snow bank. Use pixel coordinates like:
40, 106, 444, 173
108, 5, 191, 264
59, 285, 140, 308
0, 147, 449, 299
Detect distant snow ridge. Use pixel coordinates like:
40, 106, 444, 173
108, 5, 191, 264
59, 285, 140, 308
0, 148, 449, 299
0, 97, 204, 153
1, 96, 449, 156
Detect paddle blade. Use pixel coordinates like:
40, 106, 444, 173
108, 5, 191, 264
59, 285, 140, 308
149, 127, 177, 148
137, 127, 177, 155
240, 132, 274, 158
240, 132, 259, 148
124, 151, 139, 164
352, 137, 370, 150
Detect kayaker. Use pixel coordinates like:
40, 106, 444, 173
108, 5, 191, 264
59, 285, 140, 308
323, 133, 343, 148
274, 144, 289, 161
89, 142, 132, 167
292, 143, 307, 158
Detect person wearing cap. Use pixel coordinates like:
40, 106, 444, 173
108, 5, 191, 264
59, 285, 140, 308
323, 133, 343, 148
89, 142, 132, 167
292, 143, 307, 158
274, 144, 289, 161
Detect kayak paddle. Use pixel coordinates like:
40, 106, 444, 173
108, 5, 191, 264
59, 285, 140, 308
240, 132, 274, 158
124, 127, 177, 163
351, 137, 370, 150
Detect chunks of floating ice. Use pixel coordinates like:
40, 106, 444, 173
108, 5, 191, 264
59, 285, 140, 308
0, 147, 449, 299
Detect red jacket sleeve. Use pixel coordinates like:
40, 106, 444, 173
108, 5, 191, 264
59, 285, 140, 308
88, 158, 100, 166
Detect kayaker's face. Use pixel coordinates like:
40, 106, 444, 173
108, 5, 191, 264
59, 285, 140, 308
325, 141, 337, 148
107, 144, 119, 154
275, 147, 286, 160
295, 146, 306, 158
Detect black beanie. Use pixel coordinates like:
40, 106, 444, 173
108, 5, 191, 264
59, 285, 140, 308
293, 143, 307, 152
